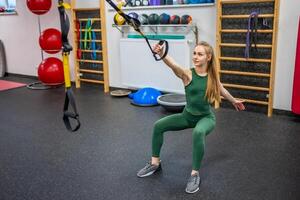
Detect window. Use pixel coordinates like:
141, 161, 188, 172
0, 0, 16, 14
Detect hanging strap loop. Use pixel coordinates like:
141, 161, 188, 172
58, 0, 81, 132
63, 89, 81, 132
245, 11, 259, 58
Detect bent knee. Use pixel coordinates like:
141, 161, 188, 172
192, 129, 207, 138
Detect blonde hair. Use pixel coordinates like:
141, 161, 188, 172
196, 41, 221, 104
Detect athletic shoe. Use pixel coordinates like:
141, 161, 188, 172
185, 172, 201, 194
137, 162, 161, 178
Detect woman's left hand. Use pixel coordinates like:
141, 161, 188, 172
232, 99, 245, 111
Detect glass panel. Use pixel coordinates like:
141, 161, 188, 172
7, 0, 16, 9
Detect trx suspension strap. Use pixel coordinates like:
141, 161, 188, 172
245, 11, 259, 58
58, 1, 80, 132
105, 0, 169, 61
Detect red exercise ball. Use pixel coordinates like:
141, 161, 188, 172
39, 28, 62, 54
26, 0, 52, 15
38, 57, 64, 85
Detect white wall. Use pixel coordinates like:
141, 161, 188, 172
104, 4, 216, 90
0, 0, 75, 78
273, 0, 300, 110
75, 0, 99, 8
1, 0, 299, 111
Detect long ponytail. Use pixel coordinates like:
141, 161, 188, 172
197, 41, 221, 104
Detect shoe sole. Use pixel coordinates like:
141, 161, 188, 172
185, 187, 199, 194
137, 170, 156, 178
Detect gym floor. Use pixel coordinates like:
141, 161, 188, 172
0, 75, 300, 200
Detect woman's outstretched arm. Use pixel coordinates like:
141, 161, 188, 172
218, 81, 245, 111
153, 44, 189, 83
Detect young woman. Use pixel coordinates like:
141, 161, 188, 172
137, 41, 245, 194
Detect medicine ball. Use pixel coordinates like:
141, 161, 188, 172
133, 0, 142, 6
138, 14, 149, 25
39, 28, 62, 54
159, 13, 170, 24
114, 13, 126, 25
170, 15, 180, 24
142, 0, 149, 6
128, 12, 140, 26
129, 0, 135, 6
26, 0, 51, 15
38, 57, 64, 85
128, 12, 139, 20
180, 15, 192, 24
148, 13, 160, 25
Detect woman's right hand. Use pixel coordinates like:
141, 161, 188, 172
153, 43, 164, 56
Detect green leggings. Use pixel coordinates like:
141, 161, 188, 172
152, 109, 216, 170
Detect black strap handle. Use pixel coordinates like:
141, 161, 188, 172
154, 40, 168, 61
142, 38, 169, 61
63, 89, 81, 132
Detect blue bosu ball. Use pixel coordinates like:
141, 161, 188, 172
129, 87, 162, 106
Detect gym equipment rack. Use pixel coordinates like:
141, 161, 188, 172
216, 0, 280, 116
71, 0, 109, 93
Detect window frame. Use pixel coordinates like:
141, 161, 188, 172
0, 0, 17, 15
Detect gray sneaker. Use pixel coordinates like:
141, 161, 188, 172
137, 162, 161, 178
185, 172, 201, 194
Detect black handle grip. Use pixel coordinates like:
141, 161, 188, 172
153, 40, 169, 61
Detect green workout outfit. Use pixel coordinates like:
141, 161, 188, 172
152, 68, 216, 170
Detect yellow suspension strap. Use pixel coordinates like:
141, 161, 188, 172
58, 1, 80, 132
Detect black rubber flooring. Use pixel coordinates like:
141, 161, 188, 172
0, 75, 300, 200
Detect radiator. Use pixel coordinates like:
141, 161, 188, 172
120, 38, 193, 94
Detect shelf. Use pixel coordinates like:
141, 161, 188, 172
112, 23, 198, 42
76, 39, 102, 42
73, 8, 99, 11
220, 43, 272, 48
221, 29, 273, 33
219, 70, 270, 77
112, 24, 196, 28
80, 49, 102, 53
221, 14, 274, 19
222, 83, 270, 91
79, 69, 104, 74
221, 0, 274, 4
219, 57, 271, 63
75, 29, 102, 32
108, 3, 214, 12
77, 59, 103, 64
221, 96, 268, 105
80, 79, 104, 84
0, 11, 17, 15
76, 18, 101, 21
